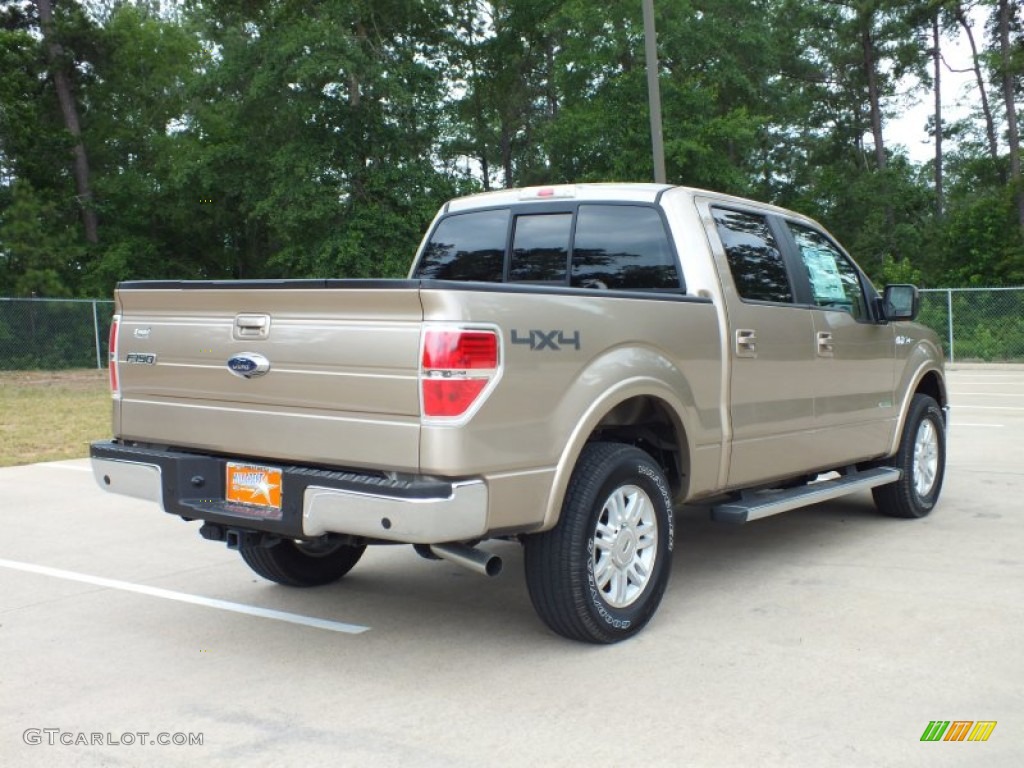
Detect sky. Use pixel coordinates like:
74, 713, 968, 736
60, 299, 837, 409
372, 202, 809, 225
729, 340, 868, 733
887, 8, 989, 165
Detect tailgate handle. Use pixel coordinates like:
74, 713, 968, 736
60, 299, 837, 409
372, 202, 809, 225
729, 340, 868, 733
234, 313, 271, 339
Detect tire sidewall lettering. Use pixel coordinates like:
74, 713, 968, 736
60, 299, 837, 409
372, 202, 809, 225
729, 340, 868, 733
637, 462, 674, 552
586, 536, 631, 629
583, 455, 671, 629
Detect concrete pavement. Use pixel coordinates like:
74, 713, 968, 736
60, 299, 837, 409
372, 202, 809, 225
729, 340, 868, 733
1, 367, 1021, 767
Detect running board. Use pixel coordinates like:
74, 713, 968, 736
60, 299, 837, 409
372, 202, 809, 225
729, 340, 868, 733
710, 467, 901, 524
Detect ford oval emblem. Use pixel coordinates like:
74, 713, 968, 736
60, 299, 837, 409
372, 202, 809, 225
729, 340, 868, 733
227, 352, 271, 379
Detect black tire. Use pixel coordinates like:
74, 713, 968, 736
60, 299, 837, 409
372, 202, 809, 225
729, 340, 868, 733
524, 442, 674, 644
239, 539, 366, 586
873, 394, 946, 518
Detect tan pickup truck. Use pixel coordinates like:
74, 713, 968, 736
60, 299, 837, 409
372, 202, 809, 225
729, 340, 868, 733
91, 183, 947, 643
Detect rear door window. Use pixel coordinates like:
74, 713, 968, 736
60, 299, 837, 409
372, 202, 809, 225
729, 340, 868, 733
712, 208, 794, 303
571, 205, 680, 290
415, 209, 509, 281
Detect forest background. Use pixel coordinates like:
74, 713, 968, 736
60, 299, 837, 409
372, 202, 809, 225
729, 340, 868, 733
1, 0, 1023, 299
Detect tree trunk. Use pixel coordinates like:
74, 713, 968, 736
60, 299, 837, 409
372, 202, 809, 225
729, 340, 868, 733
860, 12, 894, 258
932, 15, 943, 218
500, 122, 513, 188
955, 2, 1000, 169
472, 70, 491, 190
348, 21, 365, 109
546, 41, 558, 120
349, 21, 367, 200
861, 25, 886, 171
997, 0, 1024, 236
35, 0, 98, 244
464, 15, 491, 192
479, 153, 491, 191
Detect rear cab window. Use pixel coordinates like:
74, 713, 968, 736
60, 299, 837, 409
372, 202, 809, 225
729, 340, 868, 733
415, 209, 510, 281
510, 214, 572, 282
572, 206, 680, 290
414, 203, 683, 292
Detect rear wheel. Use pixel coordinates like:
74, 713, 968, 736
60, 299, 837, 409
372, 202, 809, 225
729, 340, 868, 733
873, 394, 946, 518
524, 442, 674, 644
239, 538, 365, 586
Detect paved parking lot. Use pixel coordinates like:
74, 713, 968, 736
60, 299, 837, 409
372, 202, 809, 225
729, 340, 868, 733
1, 367, 1022, 767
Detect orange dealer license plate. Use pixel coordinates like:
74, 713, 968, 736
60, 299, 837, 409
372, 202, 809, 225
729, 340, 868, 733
225, 462, 283, 515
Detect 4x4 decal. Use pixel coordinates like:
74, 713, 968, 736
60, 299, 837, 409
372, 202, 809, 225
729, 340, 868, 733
511, 329, 581, 351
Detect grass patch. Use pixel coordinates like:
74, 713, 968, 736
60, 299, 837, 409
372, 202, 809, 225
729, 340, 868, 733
0, 370, 110, 467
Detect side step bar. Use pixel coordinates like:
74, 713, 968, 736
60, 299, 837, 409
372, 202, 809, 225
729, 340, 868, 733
710, 467, 901, 524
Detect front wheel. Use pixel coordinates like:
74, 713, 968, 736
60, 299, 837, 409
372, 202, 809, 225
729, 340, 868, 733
239, 538, 366, 586
524, 442, 675, 644
873, 394, 946, 518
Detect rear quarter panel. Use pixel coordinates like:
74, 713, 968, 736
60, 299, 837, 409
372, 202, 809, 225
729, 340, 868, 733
418, 287, 725, 531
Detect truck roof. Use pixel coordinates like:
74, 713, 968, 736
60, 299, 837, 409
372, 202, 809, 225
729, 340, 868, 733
444, 183, 673, 212
443, 183, 809, 223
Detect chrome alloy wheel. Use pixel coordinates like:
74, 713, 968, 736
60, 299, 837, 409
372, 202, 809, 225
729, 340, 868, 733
592, 484, 659, 608
913, 419, 939, 498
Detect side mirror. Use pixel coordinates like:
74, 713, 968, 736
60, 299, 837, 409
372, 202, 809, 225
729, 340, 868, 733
881, 284, 919, 322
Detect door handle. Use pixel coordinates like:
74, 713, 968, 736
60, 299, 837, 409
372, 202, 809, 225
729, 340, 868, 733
816, 331, 834, 357
234, 313, 271, 340
735, 329, 757, 358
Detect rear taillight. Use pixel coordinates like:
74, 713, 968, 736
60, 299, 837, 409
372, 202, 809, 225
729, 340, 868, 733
108, 315, 120, 396
421, 328, 500, 419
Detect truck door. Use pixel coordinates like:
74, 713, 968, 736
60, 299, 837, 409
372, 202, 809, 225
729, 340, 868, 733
708, 206, 818, 488
780, 221, 897, 463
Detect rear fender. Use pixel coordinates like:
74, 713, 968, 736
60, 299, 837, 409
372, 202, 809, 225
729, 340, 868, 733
539, 349, 702, 531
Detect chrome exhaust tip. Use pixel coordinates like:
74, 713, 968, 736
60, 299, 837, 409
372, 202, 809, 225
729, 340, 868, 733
429, 543, 503, 577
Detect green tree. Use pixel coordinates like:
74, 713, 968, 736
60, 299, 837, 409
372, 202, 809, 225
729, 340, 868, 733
179, 0, 464, 279
995, 0, 1023, 235
76, 2, 204, 293
1, 1, 95, 295
35, 0, 99, 244
1, 0, 1022, 299
0, 180, 80, 296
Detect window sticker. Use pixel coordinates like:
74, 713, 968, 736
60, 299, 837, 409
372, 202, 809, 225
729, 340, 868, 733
802, 248, 846, 301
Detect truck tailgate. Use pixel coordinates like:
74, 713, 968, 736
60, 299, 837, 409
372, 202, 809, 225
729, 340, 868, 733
113, 282, 423, 472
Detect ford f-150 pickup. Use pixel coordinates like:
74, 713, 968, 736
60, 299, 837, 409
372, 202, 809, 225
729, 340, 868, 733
91, 183, 947, 643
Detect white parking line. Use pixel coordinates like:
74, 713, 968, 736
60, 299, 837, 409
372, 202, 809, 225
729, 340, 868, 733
953, 405, 1024, 411
951, 392, 1024, 397
49, 464, 92, 472
0, 558, 370, 635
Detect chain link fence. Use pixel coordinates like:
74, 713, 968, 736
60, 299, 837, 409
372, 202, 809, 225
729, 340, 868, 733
919, 288, 1024, 363
1, 289, 1022, 369
0, 298, 115, 370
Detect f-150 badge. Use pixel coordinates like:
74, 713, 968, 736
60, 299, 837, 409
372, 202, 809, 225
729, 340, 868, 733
227, 353, 271, 378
